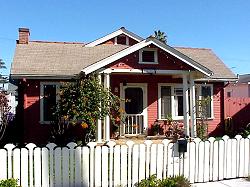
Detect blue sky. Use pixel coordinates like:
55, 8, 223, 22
0, 0, 249, 76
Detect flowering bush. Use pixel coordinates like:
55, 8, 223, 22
51, 74, 121, 144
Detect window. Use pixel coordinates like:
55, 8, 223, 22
198, 85, 213, 118
158, 84, 184, 120
139, 48, 158, 64
158, 84, 213, 120
160, 86, 171, 118
40, 82, 60, 123
115, 35, 129, 45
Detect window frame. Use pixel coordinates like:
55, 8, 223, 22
139, 48, 158, 64
158, 83, 214, 120
196, 84, 214, 119
40, 82, 60, 124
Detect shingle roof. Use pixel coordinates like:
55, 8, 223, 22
175, 47, 237, 80
11, 41, 128, 77
11, 41, 237, 80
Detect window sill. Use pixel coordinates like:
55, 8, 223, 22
138, 61, 159, 65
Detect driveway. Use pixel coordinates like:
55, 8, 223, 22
192, 178, 250, 187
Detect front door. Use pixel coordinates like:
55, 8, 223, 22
120, 83, 147, 135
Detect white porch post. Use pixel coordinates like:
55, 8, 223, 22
104, 73, 110, 141
183, 74, 190, 137
96, 74, 102, 142
190, 75, 197, 137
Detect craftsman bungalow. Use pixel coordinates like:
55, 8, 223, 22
11, 27, 237, 144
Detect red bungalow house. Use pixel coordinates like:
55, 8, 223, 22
11, 27, 237, 144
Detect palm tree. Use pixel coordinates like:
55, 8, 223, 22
154, 30, 167, 44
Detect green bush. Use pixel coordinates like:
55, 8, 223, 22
135, 175, 190, 187
0, 179, 18, 187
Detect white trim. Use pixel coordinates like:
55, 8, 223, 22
138, 48, 158, 64
158, 83, 187, 121
101, 68, 190, 75
190, 76, 197, 137
104, 73, 110, 141
40, 82, 60, 124
85, 28, 143, 47
120, 83, 148, 131
183, 74, 190, 136
82, 39, 212, 76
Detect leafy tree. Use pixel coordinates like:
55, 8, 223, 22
154, 30, 167, 44
51, 73, 121, 144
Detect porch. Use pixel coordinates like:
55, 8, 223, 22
96, 69, 201, 142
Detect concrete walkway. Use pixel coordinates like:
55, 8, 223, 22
192, 178, 250, 187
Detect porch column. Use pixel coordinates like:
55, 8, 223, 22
96, 74, 102, 142
183, 74, 190, 137
190, 75, 197, 137
104, 73, 110, 141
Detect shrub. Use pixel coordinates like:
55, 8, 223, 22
135, 175, 191, 187
0, 179, 18, 187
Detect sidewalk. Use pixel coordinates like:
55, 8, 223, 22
192, 178, 250, 187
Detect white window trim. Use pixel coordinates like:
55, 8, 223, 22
40, 82, 60, 124
139, 48, 158, 64
158, 83, 214, 121
196, 84, 214, 119
158, 83, 183, 120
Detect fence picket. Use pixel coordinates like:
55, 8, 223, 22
4, 143, 15, 178
102, 146, 109, 187
41, 148, 49, 187
46, 143, 56, 187
13, 148, 21, 186
120, 145, 128, 186
244, 138, 250, 177
203, 141, 210, 182
156, 144, 164, 179
113, 145, 121, 186
54, 147, 62, 187
94, 146, 102, 187
0, 149, 7, 180
132, 144, 139, 185
75, 147, 82, 187
34, 148, 42, 187
139, 144, 146, 181
26, 143, 36, 187
218, 140, 224, 180
150, 144, 157, 176
231, 139, 237, 178
62, 147, 70, 187
212, 141, 219, 181
197, 141, 204, 182
189, 141, 196, 183
82, 146, 90, 187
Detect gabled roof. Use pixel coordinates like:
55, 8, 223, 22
82, 37, 213, 76
11, 41, 128, 78
85, 27, 143, 47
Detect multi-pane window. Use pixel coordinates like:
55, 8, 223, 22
159, 84, 213, 120
40, 82, 59, 122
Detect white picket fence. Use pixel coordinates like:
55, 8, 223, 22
0, 135, 250, 187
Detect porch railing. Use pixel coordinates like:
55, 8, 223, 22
120, 114, 144, 135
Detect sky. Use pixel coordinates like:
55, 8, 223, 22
0, 0, 250, 76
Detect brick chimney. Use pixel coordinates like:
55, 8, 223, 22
18, 28, 30, 44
